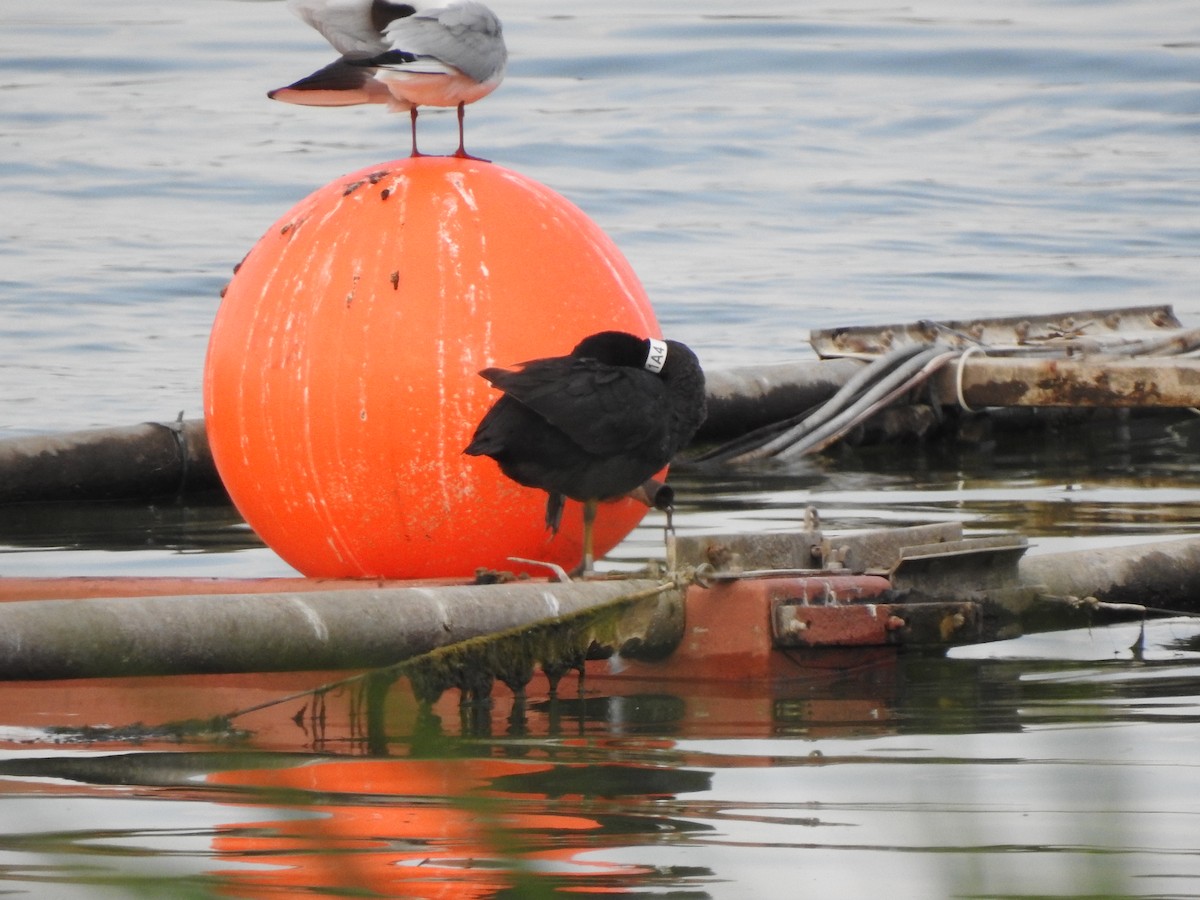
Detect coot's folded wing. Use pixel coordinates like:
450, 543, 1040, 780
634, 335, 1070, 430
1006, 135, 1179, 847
480, 358, 665, 457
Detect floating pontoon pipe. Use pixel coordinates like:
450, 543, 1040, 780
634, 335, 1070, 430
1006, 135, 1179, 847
696, 358, 864, 440
0, 579, 684, 681
0, 361, 869, 505
0, 418, 221, 504
1019, 535, 1200, 611
8, 352, 1200, 507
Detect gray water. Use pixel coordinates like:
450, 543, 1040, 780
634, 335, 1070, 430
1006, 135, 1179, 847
3, 0, 1200, 896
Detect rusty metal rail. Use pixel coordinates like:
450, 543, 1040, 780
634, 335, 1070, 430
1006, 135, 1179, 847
809, 304, 1187, 358
698, 304, 1200, 463
815, 304, 1200, 410
934, 355, 1200, 409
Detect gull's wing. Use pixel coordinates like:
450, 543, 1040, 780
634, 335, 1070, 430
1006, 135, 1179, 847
378, 2, 506, 82
268, 58, 399, 106
287, 0, 419, 56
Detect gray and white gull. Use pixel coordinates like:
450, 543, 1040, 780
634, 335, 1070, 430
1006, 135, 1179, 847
270, 0, 507, 158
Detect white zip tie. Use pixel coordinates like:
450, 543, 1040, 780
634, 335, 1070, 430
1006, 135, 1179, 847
955, 345, 985, 412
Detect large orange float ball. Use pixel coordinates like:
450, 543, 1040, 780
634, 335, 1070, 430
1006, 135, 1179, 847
204, 157, 661, 579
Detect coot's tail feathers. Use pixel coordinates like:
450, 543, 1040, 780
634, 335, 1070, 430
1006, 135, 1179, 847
545, 492, 566, 534
463, 431, 494, 456
463, 403, 503, 456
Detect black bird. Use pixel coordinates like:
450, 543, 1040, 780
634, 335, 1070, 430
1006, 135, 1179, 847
464, 331, 707, 575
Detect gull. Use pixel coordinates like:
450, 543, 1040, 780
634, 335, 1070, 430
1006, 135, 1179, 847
269, 0, 507, 159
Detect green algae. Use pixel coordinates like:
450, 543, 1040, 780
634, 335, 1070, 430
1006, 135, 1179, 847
401, 582, 673, 707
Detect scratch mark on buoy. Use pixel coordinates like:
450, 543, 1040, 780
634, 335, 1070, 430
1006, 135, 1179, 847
446, 172, 479, 212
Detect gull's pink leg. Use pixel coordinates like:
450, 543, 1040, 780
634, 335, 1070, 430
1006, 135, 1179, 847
409, 107, 423, 157
452, 102, 489, 161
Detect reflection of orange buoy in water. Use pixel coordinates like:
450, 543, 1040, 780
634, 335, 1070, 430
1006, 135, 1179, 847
204, 157, 659, 578
208, 757, 611, 898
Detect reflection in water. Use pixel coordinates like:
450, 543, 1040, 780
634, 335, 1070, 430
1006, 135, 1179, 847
4, 627, 1200, 896
203, 750, 717, 898
0, 493, 249, 554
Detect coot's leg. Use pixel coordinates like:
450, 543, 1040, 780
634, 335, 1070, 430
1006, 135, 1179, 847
580, 499, 598, 577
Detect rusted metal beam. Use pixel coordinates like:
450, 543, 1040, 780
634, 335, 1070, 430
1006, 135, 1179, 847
673, 522, 966, 574
811, 304, 1182, 357
934, 356, 1200, 408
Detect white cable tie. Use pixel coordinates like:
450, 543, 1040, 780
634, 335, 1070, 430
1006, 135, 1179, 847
955, 345, 986, 413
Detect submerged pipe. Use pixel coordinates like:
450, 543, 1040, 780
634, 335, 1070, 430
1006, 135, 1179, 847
934, 356, 1200, 409
0, 579, 684, 681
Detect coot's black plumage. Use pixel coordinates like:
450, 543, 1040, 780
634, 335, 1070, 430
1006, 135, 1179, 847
464, 331, 707, 573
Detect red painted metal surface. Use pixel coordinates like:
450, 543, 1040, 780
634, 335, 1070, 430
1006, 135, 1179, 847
775, 602, 905, 647
601, 575, 894, 683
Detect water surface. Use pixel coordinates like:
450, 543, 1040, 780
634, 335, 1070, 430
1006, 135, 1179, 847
3, 0, 1200, 896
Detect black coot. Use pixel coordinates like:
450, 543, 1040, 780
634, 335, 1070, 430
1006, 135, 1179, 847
465, 331, 707, 574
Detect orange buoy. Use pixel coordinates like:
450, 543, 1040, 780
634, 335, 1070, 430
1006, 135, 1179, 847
203, 157, 660, 578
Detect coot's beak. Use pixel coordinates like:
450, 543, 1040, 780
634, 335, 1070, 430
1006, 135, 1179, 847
627, 478, 674, 512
